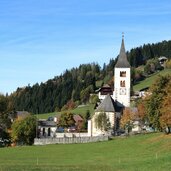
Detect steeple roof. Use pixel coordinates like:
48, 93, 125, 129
115, 35, 131, 68
95, 94, 116, 112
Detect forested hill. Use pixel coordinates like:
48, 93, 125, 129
128, 40, 171, 67
10, 40, 171, 114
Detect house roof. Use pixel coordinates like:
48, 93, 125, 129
102, 84, 111, 88
38, 120, 57, 127
73, 115, 83, 122
97, 84, 113, 95
115, 36, 131, 68
16, 111, 30, 117
139, 87, 149, 92
158, 56, 167, 60
95, 94, 116, 112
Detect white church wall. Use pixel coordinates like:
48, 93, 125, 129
114, 68, 130, 107
88, 120, 92, 136
91, 112, 115, 136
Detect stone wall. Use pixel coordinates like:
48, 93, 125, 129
34, 135, 109, 145
55, 133, 89, 138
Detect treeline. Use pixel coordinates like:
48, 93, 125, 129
128, 40, 171, 67
10, 62, 116, 114
9, 40, 171, 114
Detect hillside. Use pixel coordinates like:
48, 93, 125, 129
0, 133, 171, 171
37, 104, 95, 119
9, 40, 171, 114
36, 68, 171, 119
133, 69, 171, 91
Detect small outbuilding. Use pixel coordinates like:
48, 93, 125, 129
38, 120, 57, 138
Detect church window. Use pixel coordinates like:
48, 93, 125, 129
120, 71, 126, 77
48, 128, 51, 136
43, 128, 45, 136
120, 80, 125, 87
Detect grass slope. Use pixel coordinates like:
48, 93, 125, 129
0, 133, 171, 171
133, 69, 171, 91
37, 104, 95, 119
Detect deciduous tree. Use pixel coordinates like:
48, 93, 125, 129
121, 108, 134, 133
11, 116, 36, 145
58, 113, 75, 128
160, 81, 171, 133
94, 111, 110, 131
137, 100, 146, 121
0, 94, 11, 146
145, 75, 171, 130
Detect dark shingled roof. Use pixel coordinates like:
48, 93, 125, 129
115, 37, 131, 68
95, 94, 116, 112
38, 120, 57, 127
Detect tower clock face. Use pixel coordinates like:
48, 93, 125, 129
120, 88, 126, 95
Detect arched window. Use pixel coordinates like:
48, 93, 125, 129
43, 128, 45, 136
123, 81, 125, 87
120, 80, 125, 87
48, 128, 51, 136
120, 71, 126, 77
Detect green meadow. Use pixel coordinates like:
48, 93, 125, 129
0, 133, 171, 171
37, 104, 95, 119
133, 69, 171, 91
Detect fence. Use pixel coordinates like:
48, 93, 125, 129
34, 135, 109, 145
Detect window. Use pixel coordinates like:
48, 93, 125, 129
120, 80, 125, 87
120, 71, 126, 77
48, 128, 51, 136
43, 128, 45, 136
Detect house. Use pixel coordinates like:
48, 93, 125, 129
139, 87, 150, 98
16, 111, 30, 119
130, 107, 143, 133
73, 114, 84, 131
9, 111, 30, 122
38, 120, 57, 138
132, 119, 143, 133
96, 84, 113, 100
158, 56, 168, 67
38, 114, 84, 137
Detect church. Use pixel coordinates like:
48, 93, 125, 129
89, 35, 131, 136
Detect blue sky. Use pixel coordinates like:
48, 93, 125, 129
1, 0, 171, 94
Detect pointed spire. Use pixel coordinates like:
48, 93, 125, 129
115, 34, 130, 68
122, 32, 124, 39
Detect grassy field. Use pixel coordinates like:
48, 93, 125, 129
37, 104, 95, 119
133, 69, 171, 91
0, 133, 171, 171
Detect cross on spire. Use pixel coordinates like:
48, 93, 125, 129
122, 32, 124, 39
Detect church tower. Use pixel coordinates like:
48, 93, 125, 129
114, 34, 131, 107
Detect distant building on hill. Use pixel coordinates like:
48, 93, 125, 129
158, 56, 168, 67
